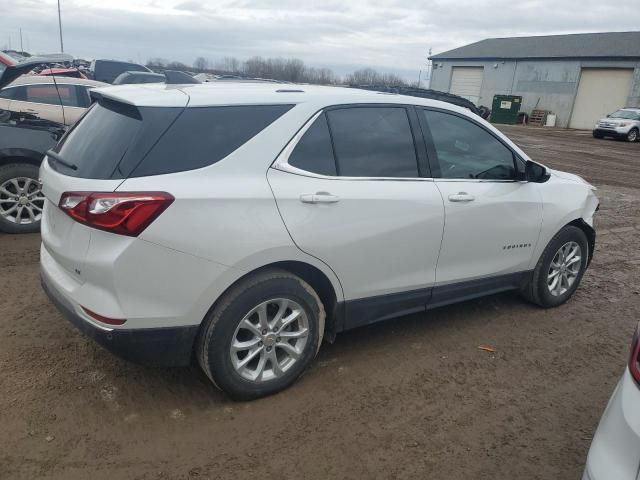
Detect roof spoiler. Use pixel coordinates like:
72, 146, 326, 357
89, 89, 136, 106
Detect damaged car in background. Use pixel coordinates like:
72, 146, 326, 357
0, 53, 90, 233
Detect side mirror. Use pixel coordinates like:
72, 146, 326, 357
606, 114, 610, 118
525, 160, 549, 183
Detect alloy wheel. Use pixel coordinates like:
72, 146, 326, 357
0, 177, 45, 225
230, 298, 309, 382
547, 241, 582, 297
628, 129, 638, 142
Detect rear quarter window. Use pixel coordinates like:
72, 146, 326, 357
130, 104, 293, 177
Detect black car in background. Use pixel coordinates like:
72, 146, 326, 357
88, 59, 152, 84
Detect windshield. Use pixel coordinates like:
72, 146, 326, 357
610, 110, 640, 120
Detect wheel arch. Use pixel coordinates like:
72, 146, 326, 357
567, 218, 595, 266
0, 149, 44, 168
201, 260, 343, 344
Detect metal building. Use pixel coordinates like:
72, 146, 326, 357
429, 31, 640, 128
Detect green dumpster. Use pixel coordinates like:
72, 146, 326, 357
491, 95, 522, 124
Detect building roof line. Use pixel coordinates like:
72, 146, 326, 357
430, 31, 640, 60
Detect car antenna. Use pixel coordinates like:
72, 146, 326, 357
49, 63, 67, 125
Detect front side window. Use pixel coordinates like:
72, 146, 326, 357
5, 86, 26, 101
326, 107, 419, 178
288, 113, 336, 176
0, 87, 16, 100
421, 110, 516, 180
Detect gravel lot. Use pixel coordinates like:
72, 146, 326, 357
1, 126, 639, 480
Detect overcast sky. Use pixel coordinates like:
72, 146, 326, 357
1, 0, 638, 80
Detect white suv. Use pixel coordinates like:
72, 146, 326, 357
40, 83, 599, 399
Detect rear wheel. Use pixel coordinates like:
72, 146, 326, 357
520, 225, 589, 308
626, 128, 639, 142
0, 163, 44, 234
196, 269, 325, 400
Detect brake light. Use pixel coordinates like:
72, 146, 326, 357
59, 192, 174, 237
629, 323, 640, 385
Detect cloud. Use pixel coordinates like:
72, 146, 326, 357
174, 1, 205, 11
0, 0, 638, 80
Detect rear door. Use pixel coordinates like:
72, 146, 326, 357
10, 84, 65, 123
268, 105, 445, 325
417, 108, 542, 293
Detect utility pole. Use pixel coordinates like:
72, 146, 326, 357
427, 48, 432, 89
57, 0, 64, 53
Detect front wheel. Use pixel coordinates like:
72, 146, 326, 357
196, 269, 325, 400
0, 163, 45, 234
626, 128, 639, 142
520, 225, 589, 308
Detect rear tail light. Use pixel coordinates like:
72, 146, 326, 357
629, 323, 640, 385
59, 192, 174, 237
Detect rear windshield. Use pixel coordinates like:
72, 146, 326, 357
51, 101, 293, 179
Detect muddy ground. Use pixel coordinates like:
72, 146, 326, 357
1, 126, 639, 480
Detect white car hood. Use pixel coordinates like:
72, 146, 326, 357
549, 168, 596, 190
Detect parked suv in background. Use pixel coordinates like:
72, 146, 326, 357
593, 108, 640, 142
40, 83, 599, 399
89, 59, 152, 84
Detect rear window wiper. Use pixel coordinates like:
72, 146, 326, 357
46, 150, 78, 171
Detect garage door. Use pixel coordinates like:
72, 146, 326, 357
449, 67, 484, 105
569, 68, 634, 130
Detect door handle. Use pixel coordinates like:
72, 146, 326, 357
448, 192, 475, 203
300, 192, 340, 204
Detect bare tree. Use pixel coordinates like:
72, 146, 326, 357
344, 68, 408, 87
193, 57, 208, 71
149, 54, 408, 87
215, 56, 241, 73
147, 57, 169, 68
167, 61, 189, 71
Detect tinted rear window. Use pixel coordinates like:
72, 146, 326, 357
51, 101, 292, 179
51, 100, 181, 179
130, 104, 293, 177
326, 107, 419, 178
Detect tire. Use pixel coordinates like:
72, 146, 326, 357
592, 131, 603, 139
196, 269, 325, 400
626, 128, 639, 143
0, 163, 44, 234
520, 225, 589, 308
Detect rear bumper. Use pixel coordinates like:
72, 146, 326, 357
41, 270, 198, 367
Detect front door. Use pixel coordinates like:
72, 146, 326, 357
268, 106, 445, 327
418, 108, 542, 292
